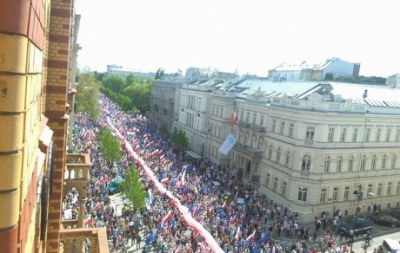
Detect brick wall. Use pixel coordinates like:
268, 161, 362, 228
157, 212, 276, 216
44, 0, 75, 252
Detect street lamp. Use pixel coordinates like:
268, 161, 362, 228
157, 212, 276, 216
353, 184, 362, 217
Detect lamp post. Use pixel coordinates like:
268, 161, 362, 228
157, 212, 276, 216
350, 183, 362, 253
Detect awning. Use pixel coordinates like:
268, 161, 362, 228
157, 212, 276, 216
185, 150, 202, 159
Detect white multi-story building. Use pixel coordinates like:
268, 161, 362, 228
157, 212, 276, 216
227, 80, 400, 221
106, 64, 155, 79
386, 73, 400, 88
268, 58, 360, 81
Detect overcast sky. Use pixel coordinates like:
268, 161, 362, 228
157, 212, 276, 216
75, 0, 400, 77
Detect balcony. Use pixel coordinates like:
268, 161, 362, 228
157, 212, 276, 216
60, 227, 109, 253
234, 142, 263, 159
250, 123, 267, 133
238, 120, 251, 128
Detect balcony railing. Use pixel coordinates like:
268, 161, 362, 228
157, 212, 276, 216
234, 142, 263, 159
60, 227, 109, 253
304, 139, 314, 145
238, 120, 251, 128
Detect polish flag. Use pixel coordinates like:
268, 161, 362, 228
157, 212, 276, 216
167, 162, 174, 170
84, 218, 92, 226
161, 211, 173, 226
94, 202, 101, 211
246, 230, 256, 242
150, 149, 158, 157
222, 201, 226, 208
161, 178, 169, 185
229, 112, 238, 126
181, 168, 187, 185
235, 226, 242, 240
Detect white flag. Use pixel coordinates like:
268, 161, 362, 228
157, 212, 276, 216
218, 134, 236, 155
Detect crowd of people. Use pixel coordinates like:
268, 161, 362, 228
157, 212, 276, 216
65, 95, 346, 253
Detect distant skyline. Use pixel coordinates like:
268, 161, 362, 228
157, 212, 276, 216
75, 0, 400, 77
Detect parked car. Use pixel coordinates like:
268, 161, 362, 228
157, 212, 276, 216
338, 216, 373, 237
387, 210, 400, 219
372, 215, 400, 228
380, 239, 400, 253
107, 177, 124, 195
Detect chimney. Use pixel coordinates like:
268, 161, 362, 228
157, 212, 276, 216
363, 89, 368, 99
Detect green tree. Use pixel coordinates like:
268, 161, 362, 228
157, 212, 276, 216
103, 75, 127, 93
155, 68, 165, 79
99, 129, 121, 165
158, 123, 169, 136
121, 166, 146, 209
171, 130, 188, 149
122, 81, 151, 113
75, 72, 100, 119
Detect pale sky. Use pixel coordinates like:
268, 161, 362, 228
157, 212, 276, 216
75, 0, 400, 77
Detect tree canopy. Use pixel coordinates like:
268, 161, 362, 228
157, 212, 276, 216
121, 165, 146, 209
101, 74, 152, 114
98, 129, 122, 166
171, 130, 188, 149
75, 72, 100, 119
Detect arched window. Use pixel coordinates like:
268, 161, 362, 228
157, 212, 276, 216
276, 147, 282, 163
381, 155, 387, 169
337, 155, 343, 172
285, 151, 291, 167
268, 144, 273, 160
371, 155, 377, 170
324, 156, 331, 172
302, 155, 311, 171
348, 155, 354, 171
360, 155, 367, 171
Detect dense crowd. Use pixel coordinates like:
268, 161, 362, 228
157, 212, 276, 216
64, 95, 345, 253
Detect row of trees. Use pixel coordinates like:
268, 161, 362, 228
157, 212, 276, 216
100, 75, 152, 114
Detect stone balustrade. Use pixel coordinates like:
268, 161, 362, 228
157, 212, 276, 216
60, 227, 109, 253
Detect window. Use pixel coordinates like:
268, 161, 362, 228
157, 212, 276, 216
381, 155, 387, 169
396, 128, 400, 142
302, 155, 311, 171
216, 107, 220, 117
265, 173, 270, 187
376, 128, 381, 142
212, 105, 216, 116
352, 128, 358, 142
285, 151, 291, 167
371, 155, 377, 170
391, 155, 397, 169
289, 123, 294, 137
219, 107, 223, 117
272, 119, 277, 132
367, 184, 373, 195
377, 183, 382, 196
280, 122, 285, 135
273, 178, 279, 191
328, 127, 335, 142
252, 112, 257, 124
332, 187, 339, 201
364, 128, 371, 141
268, 144, 273, 159
360, 155, 367, 171
344, 186, 350, 200
348, 155, 354, 171
282, 182, 287, 196
337, 155, 343, 172
340, 128, 347, 142
260, 115, 264, 126
397, 182, 400, 194
306, 126, 315, 140
246, 112, 250, 122
324, 156, 331, 172
387, 182, 392, 195
386, 128, 392, 142
276, 147, 281, 163
320, 188, 327, 202
298, 187, 308, 201
240, 110, 244, 120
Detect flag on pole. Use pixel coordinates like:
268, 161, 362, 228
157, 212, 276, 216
235, 226, 242, 240
229, 112, 238, 126
84, 217, 92, 226
181, 168, 187, 185
246, 230, 256, 242
218, 134, 236, 155
161, 211, 173, 226
161, 177, 169, 185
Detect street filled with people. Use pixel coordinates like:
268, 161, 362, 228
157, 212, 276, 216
66, 95, 350, 253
